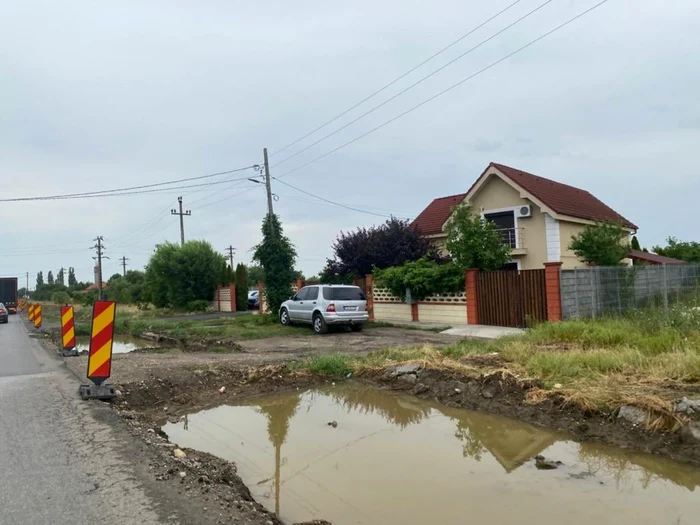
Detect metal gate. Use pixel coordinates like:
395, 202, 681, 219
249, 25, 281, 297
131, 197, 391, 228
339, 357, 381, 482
477, 269, 547, 327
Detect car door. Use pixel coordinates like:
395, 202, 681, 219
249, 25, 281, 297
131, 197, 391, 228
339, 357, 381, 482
288, 287, 307, 320
299, 286, 319, 323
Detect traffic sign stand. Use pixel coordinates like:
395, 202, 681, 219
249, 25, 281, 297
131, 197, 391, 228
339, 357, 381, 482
79, 300, 117, 401
59, 305, 79, 357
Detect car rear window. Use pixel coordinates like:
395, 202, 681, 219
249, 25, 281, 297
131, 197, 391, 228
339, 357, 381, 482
322, 287, 365, 301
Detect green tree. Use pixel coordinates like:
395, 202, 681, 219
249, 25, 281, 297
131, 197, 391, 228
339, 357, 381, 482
145, 240, 225, 309
68, 267, 77, 288
56, 268, 65, 285
18, 287, 27, 297
569, 222, 630, 266
253, 214, 297, 317
36, 271, 44, 288
444, 204, 511, 270
247, 264, 265, 288
323, 217, 434, 280
653, 237, 700, 263
374, 258, 464, 300
235, 263, 249, 311
631, 235, 641, 251
219, 262, 235, 286
47, 271, 54, 285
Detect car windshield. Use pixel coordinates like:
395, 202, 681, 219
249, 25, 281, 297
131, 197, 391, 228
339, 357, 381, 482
322, 287, 365, 301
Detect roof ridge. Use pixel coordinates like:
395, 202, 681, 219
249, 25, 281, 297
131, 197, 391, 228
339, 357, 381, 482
490, 162, 590, 194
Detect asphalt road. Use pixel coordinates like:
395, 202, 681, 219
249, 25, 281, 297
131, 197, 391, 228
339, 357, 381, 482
0, 315, 163, 525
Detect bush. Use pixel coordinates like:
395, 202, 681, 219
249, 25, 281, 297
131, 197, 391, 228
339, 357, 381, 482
373, 258, 464, 300
186, 300, 211, 312
51, 291, 71, 305
145, 241, 224, 308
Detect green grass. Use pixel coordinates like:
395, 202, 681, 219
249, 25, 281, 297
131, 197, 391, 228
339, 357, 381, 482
291, 305, 700, 407
292, 354, 353, 377
112, 313, 307, 341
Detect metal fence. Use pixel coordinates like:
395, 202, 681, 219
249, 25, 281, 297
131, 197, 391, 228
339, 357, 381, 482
561, 264, 700, 319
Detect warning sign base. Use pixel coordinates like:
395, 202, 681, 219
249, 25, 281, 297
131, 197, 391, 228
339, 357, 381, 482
60, 349, 80, 357
79, 383, 117, 401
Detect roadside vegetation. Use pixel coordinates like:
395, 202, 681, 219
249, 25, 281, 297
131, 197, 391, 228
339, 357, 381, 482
293, 303, 700, 411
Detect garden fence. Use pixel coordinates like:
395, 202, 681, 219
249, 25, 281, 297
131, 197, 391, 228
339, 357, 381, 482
561, 264, 700, 319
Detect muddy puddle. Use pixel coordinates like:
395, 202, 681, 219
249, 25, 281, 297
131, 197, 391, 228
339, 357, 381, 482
75, 335, 156, 354
164, 385, 700, 525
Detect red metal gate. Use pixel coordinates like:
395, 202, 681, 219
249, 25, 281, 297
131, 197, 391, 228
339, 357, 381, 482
477, 269, 547, 327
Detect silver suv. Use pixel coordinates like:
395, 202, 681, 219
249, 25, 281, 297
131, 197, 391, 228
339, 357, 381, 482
279, 284, 368, 334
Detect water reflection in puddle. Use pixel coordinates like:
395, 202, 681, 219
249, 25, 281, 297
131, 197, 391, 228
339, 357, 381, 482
75, 335, 153, 354
164, 386, 700, 525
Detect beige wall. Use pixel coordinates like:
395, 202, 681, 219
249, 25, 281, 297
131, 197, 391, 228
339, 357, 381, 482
373, 303, 413, 323
468, 176, 548, 270
559, 221, 587, 269
417, 303, 467, 325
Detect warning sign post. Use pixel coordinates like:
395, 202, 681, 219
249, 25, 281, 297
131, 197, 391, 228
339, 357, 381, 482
33, 305, 42, 329
60, 305, 79, 357
79, 300, 117, 400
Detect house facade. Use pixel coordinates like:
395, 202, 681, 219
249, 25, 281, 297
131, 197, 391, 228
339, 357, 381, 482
412, 162, 637, 270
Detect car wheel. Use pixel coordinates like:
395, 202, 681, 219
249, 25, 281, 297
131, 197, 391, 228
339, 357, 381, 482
351, 324, 363, 332
313, 314, 328, 335
280, 308, 291, 326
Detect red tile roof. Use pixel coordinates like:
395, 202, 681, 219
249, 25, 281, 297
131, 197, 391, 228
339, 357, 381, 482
488, 163, 637, 229
412, 162, 637, 235
629, 250, 685, 265
411, 193, 466, 235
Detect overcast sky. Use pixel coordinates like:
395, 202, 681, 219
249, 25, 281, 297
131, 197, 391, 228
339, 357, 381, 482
1, 0, 699, 286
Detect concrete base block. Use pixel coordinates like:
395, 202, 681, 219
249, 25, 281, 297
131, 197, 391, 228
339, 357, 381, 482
79, 383, 117, 401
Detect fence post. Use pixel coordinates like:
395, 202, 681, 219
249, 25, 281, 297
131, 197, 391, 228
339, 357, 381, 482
217, 284, 222, 312
230, 283, 236, 312
574, 268, 579, 318
544, 262, 563, 322
591, 268, 598, 318
465, 269, 479, 325
366, 274, 374, 321
663, 264, 669, 316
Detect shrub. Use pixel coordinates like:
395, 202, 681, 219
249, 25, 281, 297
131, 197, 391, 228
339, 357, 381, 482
51, 291, 71, 305
186, 300, 210, 312
373, 258, 464, 300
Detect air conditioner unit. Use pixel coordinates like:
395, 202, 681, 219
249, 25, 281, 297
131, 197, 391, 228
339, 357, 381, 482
517, 205, 532, 218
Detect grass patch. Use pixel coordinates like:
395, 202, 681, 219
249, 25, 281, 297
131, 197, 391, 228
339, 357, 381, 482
293, 305, 700, 412
294, 354, 353, 377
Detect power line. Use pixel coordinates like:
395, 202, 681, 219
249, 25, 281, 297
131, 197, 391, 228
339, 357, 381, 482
276, 0, 610, 180
273, 177, 397, 218
270, 0, 525, 158
0, 165, 258, 202
272, 0, 555, 169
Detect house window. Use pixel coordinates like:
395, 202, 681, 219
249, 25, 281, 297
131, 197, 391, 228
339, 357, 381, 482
484, 211, 517, 248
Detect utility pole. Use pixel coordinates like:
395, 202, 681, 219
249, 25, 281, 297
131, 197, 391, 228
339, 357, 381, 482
26, 272, 29, 295
263, 148, 275, 235
120, 256, 129, 277
92, 236, 108, 300
171, 196, 191, 246
225, 246, 236, 269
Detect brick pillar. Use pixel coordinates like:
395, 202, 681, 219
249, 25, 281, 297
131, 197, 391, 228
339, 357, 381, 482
544, 262, 563, 322
258, 281, 264, 313
411, 303, 419, 322
366, 274, 374, 321
230, 283, 236, 312
465, 269, 479, 325
217, 284, 222, 312
296, 277, 303, 291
